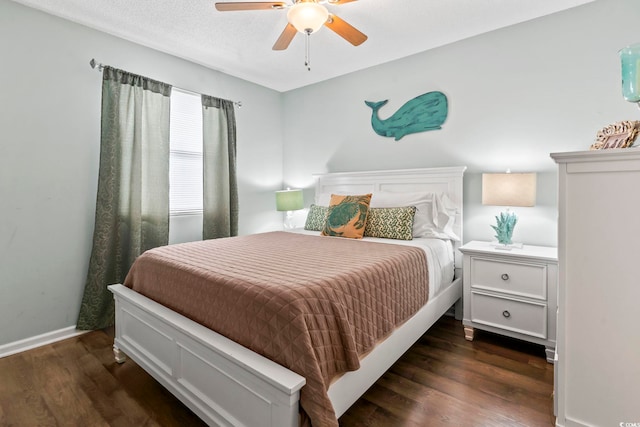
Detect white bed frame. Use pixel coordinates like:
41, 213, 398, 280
108, 166, 466, 427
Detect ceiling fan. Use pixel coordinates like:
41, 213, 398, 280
214, 0, 367, 53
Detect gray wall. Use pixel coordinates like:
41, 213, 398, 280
281, 0, 640, 246
0, 0, 284, 345
2, 0, 639, 347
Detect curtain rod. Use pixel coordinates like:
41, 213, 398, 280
89, 58, 242, 108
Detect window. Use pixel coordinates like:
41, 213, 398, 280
170, 89, 203, 215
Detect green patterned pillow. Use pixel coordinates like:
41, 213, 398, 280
322, 194, 372, 239
364, 206, 417, 240
304, 204, 328, 231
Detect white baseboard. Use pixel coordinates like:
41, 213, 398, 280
0, 326, 88, 359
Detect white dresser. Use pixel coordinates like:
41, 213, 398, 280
552, 149, 640, 427
460, 240, 558, 363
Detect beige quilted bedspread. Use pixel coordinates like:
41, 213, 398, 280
123, 231, 429, 427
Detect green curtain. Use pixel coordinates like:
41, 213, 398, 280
201, 95, 238, 239
77, 67, 172, 330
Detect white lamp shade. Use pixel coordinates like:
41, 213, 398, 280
275, 189, 304, 211
482, 173, 536, 207
287, 2, 328, 34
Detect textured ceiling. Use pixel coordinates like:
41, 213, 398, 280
11, 0, 594, 92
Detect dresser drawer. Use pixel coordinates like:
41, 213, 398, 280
470, 292, 547, 339
470, 257, 547, 299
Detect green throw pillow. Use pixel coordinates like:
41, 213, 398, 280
364, 206, 417, 240
304, 204, 329, 231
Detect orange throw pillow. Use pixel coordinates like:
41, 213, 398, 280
321, 194, 372, 239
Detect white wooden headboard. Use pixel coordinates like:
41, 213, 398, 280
313, 166, 467, 268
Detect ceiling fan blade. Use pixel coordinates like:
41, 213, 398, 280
215, 2, 287, 11
324, 14, 367, 46
327, 0, 359, 4
273, 23, 297, 50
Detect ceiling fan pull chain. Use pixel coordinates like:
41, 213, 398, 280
305, 29, 311, 71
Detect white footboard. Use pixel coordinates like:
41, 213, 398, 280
108, 284, 305, 427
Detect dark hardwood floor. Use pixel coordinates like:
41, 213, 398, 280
0, 316, 554, 426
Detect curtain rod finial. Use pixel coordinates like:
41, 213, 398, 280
89, 58, 103, 71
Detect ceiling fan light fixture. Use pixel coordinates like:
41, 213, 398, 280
287, 2, 329, 34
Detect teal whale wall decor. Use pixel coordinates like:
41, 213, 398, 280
365, 91, 448, 141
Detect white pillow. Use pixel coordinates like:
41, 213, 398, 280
317, 191, 459, 241
430, 192, 459, 241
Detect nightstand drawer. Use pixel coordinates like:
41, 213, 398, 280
470, 257, 547, 299
470, 292, 547, 339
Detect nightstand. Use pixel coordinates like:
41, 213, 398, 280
459, 241, 558, 363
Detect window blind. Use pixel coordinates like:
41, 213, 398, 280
170, 89, 203, 215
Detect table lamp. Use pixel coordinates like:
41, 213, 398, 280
275, 188, 304, 230
482, 172, 536, 249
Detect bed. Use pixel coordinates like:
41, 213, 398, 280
108, 166, 466, 427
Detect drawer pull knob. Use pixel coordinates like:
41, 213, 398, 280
501, 273, 509, 281
502, 310, 511, 318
